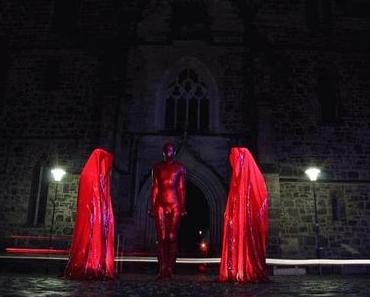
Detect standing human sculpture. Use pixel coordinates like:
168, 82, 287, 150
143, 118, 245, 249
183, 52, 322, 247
149, 143, 187, 279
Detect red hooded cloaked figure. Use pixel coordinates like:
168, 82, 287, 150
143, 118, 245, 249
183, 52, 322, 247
64, 148, 115, 280
219, 147, 269, 282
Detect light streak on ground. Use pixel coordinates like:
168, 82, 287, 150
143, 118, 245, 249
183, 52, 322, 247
1, 254, 370, 265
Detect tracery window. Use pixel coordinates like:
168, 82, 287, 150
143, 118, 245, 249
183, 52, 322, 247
165, 68, 209, 133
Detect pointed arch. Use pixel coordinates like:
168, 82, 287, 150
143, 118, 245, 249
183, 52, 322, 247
155, 56, 222, 133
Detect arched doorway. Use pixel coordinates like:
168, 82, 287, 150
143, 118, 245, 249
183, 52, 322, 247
136, 145, 227, 254
178, 181, 210, 256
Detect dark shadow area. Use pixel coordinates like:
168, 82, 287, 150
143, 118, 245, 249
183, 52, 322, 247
178, 182, 209, 257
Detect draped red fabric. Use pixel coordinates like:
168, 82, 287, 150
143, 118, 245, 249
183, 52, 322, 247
64, 148, 115, 280
219, 147, 269, 282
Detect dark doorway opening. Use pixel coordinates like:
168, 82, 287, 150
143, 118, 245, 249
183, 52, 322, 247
178, 181, 210, 256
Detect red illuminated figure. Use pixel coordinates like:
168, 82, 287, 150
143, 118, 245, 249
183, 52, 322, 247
219, 147, 269, 282
149, 143, 186, 279
64, 148, 115, 280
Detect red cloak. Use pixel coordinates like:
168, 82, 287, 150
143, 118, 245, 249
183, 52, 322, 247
64, 148, 115, 279
219, 147, 269, 282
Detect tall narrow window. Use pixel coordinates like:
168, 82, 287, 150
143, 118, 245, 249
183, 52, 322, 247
164, 69, 209, 133
165, 96, 175, 128
200, 98, 209, 131
188, 97, 198, 131
331, 196, 339, 221
177, 97, 187, 131
27, 156, 50, 226
331, 191, 346, 222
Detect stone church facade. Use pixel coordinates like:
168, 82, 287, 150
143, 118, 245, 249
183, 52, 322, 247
0, 0, 370, 259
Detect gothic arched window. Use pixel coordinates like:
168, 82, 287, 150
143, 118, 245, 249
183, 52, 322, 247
165, 68, 209, 133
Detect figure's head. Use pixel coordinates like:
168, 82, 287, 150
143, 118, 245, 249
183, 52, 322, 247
162, 142, 175, 161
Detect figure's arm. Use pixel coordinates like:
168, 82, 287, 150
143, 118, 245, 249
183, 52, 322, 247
149, 168, 158, 217
178, 167, 187, 216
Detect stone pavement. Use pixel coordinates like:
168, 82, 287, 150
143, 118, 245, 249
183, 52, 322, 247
0, 272, 369, 297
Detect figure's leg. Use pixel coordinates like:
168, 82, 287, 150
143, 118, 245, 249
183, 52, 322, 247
166, 208, 181, 277
154, 207, 167, 278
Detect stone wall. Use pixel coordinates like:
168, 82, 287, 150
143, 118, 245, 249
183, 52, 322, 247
45, 176, 79, 237
280, 181, 370, 258
4, 49, 101, 138
125, 44, 247, 133
265, 173, 282, 258
0, 0, 369, 259
261, 49, 370, 180
0, 139, 92, 248
0, 47, 103, 247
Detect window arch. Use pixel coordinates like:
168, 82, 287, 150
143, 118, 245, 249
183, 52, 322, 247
165, 68, 209, 133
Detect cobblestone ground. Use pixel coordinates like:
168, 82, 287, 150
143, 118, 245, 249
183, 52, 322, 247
0, 272, 369, 297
